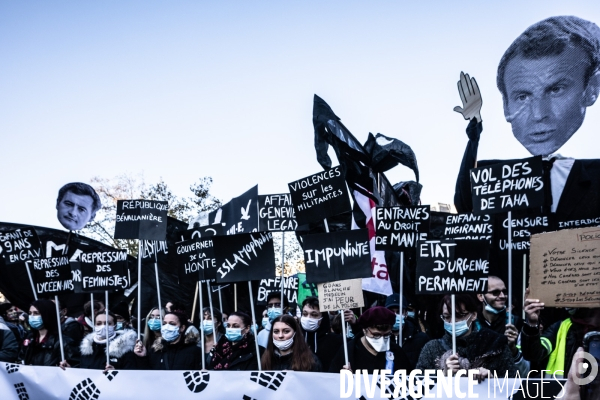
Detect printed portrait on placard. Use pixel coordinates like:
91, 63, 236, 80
56, 182, 101, 231
497, 16, 600, 156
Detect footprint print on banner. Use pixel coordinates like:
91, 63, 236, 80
250, 371, 286, 391
14, 383, 29, 400
6, 363, 20, 374
183, 371, 210, 393
69, 378, 100, 400
103, 370, 119, 381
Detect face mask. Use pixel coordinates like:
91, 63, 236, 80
273, 333, 295, 351
392, 314, 404, 331
262, 317, 269, 329
301, 316, 322, 332
202, 320, 214, 335
29, 315, 44, 330
407, 311, 415, 319
225, 327, 243, 342
148, 319, 162, 332
94, 325, 115, 340
483, 298, 506, 314
444, 315, 473, 337
161, 324, 181, 342
222, 321, 228, 328
365, 335, 390, 353
267, 307, 282, 322
116, 322, 124, 331
346, 326, 355, 339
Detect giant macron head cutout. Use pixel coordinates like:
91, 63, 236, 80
56, 182, 101, 231
497, 16, 600, 156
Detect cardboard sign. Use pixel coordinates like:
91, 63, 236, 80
70, 250, 129, 292
288, 166, 352, 226
209, 185, 258, 235
373, 206, 430, 250
174, 238, 216, 282
443, 213, 493, 241
258, 194, 298, 231
416, 240, 489, 294
28, 256, 74, 295
317, 278, 364, 311
470, 157, 544, 214
257, 276, 299, 307
529, 227, 600, 307
178, 225, 225, 242
0, 228, 42, 265
213, 231, 275, 284
114, 200, 168, 240
303, 229, 371, 284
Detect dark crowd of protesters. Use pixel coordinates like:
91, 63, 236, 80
0, 277, 598, 389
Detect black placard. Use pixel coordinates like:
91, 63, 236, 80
114, 200, 168, 240
178, 225, 224, 242
415, 240, 489, 294
213, 232, 275, 284
209, 185, 258, 235
374, 206, 430, 250
443, 213, 493, 241
28, 256, 74, 295
70, 250, 129, 292
303, 229, 371, 284
257, 276, 299, 308
288, 166, 352, 226
556, 215, 600, 230
258, 194, 298, 232
470, 156, 544, 214
0, 228, 42, 265
175, 238, 217, 282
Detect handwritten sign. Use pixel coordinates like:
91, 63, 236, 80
28, 256, 74, 295
374, 206, 430, 250
70, 250, 129, 292
443, 213, 493, 241
213, 231, 275, 284
258, 194, 298, 231
257, 276, 299, 307
529, 227, 600, 307
288, 166, 352, 226
557, 216, 600, 230
0, 228, 42, 265
470, 157, 544, 214
114, 200, 168, 240
317, 279, 364, 311
174, 238, 216, 282
303, 229, 371, 284
416, 240, 489, 294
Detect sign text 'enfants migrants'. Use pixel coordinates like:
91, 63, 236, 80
470, 157, 544, 214
288, 166, 351, 226
114, 200, 168, 241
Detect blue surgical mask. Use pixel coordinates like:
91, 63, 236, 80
202, 320, 214, 335
147, 318, 161, 332
225, 327, 243, 342
29, 315, 44, 330
222, 321, 228, 328
116, 322, 124, 331
443, 315, 473, 337
407, 311, 415, 319
161, 324, 181, 342
262, 317, 269, 329
392, 314, 404, 331
267, 307, 282, 322
483, 298, 506, 314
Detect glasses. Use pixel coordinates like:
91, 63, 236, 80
487, 289, 508, 297
440, 313, 471, 323
366, 328, 392, 339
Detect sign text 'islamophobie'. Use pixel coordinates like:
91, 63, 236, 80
213, 232, 275, 284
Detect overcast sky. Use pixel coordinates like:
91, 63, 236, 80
2, 1, 599, 231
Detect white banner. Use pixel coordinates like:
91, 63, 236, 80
0, 362, 564, 399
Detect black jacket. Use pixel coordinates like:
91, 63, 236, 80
392, 320, 429, 367
138, 330, 203, 370
79, 330, 137, 370
267, 349, 322, 372
329, 337, 413, 374
303, 315, 343, 371
209, 334, 261, 371
22, 331, 78, 366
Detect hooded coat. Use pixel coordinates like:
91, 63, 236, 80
138, 329, 203, 370
79, 329, 137, 370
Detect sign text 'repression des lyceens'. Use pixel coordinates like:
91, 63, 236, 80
288, 166, 352, 226
114, 200, 168, 240
470, 157, 544, 214
29, 256, 74, 295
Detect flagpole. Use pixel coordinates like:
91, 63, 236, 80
207, 281, 216, 341
191, 282, 199, 324
507, 211, 513, 324
105, 290, 110, 367
523, 254, 527, 321
153, 240, 163, 319
54, 295, 66, 363
248, 281, 262, 371
399, 252, 404, 347
218, 287, 223, 314
199, 281, 205, 370
25, 261, 38, 301
451, 294, 456, 355
234, 284, 238, 311
137, 240, 142, 340
90, 293, 95, 330
280, 232, 286, 314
